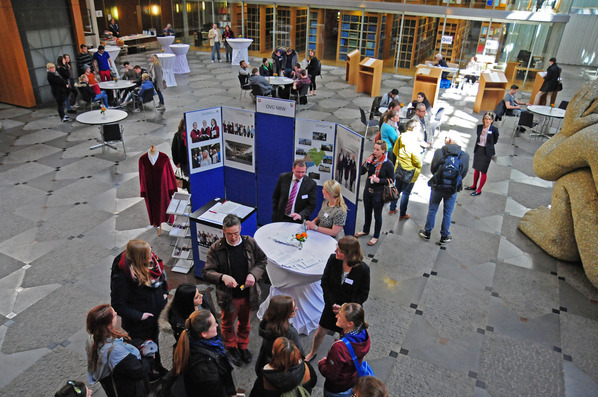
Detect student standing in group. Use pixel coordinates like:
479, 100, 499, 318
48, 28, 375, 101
306, 49, 320, 95
47, 63, 70, 122
223, 25, 235, 63
208, 23, 222, 63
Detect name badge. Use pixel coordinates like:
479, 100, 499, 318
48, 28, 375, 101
345, 278, 354, 285
301, 194, 308, 199
487, 131, 492, 134
323, 212, 329, 218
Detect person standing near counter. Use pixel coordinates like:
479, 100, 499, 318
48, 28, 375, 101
536, 57, 561, 106
304, 237, 370, 363
272, 158, 317, 223
108, 18, 120, 37
306, 180, 347, 240
208, 23, 222, 63
203, 214, 267, 367
93, 45, 114, 82
223, 25, 235, 63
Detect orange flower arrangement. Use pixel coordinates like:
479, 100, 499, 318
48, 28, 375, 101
295, 232, 308, 242
100, 105, 106, 115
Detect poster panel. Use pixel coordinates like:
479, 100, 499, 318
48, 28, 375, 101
186, 107, 223, 174
195, 223, 222, 261
334, 125, 363, 203
221, 107, 255, 172
294, 119, 336, 187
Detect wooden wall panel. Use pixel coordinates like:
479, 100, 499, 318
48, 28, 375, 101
0, 0, 36, 107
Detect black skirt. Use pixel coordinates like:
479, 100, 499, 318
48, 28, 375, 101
319, 304, 342, 333
472, 144, 492, 174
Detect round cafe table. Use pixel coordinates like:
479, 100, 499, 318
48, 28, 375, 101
226, 38, 253, 68
267, 76, 294, 99
255, 222, 337, 335
157, 36, 175, 53
156, 53, 177, 87
170, 44, 190, 74
76, 109, 128, 125
89, 46, 121, 78
527, 105, 566, 137
99, 80, 136, 105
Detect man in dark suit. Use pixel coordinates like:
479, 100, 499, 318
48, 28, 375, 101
272, 158, 317, 223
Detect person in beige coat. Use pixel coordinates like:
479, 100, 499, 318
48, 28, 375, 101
208, 24, 222, 62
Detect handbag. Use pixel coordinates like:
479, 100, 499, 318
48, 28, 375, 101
341, 338, 375, 377
174, 168, 188, 190
163, 79, 167, 89
382, 178, 399, 202
395, 163, 415, 186
556, 81, 563, 91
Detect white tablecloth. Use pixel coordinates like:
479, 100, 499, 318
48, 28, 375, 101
170, 44, 190, 74
227, 38, 253, 69
76, 109, 128, 125
157, 53, 177, 87
157, 36, 175, 53
98, 80, 135, 90
255, 222, 337, 335
89, 46, 121, 78
267, 76, 294, 86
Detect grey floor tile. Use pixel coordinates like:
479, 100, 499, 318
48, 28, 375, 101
563, 361, 598, 397
560, 312, 598, 384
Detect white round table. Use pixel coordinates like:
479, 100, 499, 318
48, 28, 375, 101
98, 80, 135, 90
170, 44, 190, 74
527, 105, 566, 137
156, 53, 177, 87
227, 38, 253, 68
76, 109, 128, 125
89, 46, 121, 78
255, 222, 337, 335
157, 36, 175, 53
267, 76, 294, 86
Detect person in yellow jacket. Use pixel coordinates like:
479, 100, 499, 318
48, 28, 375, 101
388, 119, 423, 220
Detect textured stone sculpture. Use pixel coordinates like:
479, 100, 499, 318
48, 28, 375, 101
519, 80, 598, 288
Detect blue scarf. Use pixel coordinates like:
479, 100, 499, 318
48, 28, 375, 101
341, 327, 367, 344
191, 336, 227, 357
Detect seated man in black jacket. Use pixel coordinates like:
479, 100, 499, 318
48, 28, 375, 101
248, 68, 274, 96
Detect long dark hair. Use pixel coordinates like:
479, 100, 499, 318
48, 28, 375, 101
172, 309, 214, 375
262, 295, 294, 337
170, 283, 198, 324
86, 304, 129, 372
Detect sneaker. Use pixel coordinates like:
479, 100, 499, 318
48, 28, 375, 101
72, 104, 80, 109
239, 348, 252, 364
439, 235, 453, 244
62, 116, 70, 122
133, 108, 140, 112
211, 60, 214, 63
418, 230, 430, 240
227, 347, 243, 366
399, 214, 410, 221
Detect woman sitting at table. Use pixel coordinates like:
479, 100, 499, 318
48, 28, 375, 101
122, 73, 155, 111
411, 92, 431, 112
304, 236, 370, 363
305, 179, 347, 240
83, 64, 101, 95
75, 74, 109, 108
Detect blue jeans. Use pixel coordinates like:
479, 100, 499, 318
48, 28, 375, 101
324, 388, 352, 397
424, 189, 457, 238
156, 89, 164, 105
211, 42, 221, 60
362, 188, 384, 238
94, 91, 109, 108
225, 42, 232, 61
390, 182, 414, 215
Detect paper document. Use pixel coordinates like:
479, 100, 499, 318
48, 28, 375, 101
363, 58, 376, 67
418, 68, 431, 75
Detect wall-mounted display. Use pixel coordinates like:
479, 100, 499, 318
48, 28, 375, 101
222, 107, 255, 173
294, 119, 336, 186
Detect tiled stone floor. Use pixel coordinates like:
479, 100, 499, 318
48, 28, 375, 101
0, 52, 597, 396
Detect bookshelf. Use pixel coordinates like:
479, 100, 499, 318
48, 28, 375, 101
435, 19, 469, 63
295, 8, 307, 53
337, 12, 380, 62
275, 7, 292, 49
477, 22, 504, 62
308, 10, 324, 60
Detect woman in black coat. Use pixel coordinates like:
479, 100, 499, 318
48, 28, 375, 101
111, 239, 168, 375
171, 118, 190, 177
306, 49, 320, 95
466, 112, 499, 196
46, 62, 69, 122
304, 236, 370, 362
537, 57, 561, 106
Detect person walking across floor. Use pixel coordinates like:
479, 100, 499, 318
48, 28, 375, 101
466, 112, 499, 196
536, 57, 561, 106
389, 119, 423, 219
354, 140, 394, 246
203, 214, 267, 367
208, 23, 222, 63
304, 236, 370, 363
149, 54, 165, 110
419, 132, 469, 244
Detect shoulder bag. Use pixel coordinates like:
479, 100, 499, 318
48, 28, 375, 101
382, 178, 399, 202
341, 338, 375, 377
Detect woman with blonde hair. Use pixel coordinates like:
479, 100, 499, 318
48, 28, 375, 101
172, 309, 236, 396
305, 179, 347, 240
111, 239, 168, 376
149, 54, 165, 109
250, 337, 316, 396
304, 236, 370, 363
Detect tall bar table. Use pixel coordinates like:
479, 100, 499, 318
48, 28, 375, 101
170, 44, 190, 74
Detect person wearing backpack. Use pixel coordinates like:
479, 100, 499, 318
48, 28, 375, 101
465, 112, 499, 196
419, 131, 469, 244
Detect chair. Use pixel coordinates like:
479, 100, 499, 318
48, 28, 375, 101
135, 89, 157, 117
359, 107, 378, 140
514, 111, 540, 138
558, 100, 569, 110
428, 107, 445, 138
90, 123, 126, 158
370, 96, 382, 119
293, 84, 309, 110
77, 86, 101, 110
238, 74, 251, 100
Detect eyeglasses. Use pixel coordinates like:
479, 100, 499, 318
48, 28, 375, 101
67, 381, 82, 395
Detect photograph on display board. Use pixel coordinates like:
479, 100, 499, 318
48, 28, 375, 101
294, 119, 336, 186
196, 223, 223, 261
334, 125, 363, 203
221, 107, 255, 172
185, 107, 222, 174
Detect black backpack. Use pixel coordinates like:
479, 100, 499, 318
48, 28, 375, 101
430, 148, 463, 192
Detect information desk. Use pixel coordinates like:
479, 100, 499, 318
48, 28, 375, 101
226, 38, 253, 68
156, 53, 177, 87
255, 222, 337, 335
170, 44, 190, 74
527, 105, 566, 137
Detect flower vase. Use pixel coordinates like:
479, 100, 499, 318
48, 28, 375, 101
298, 241, 303, 250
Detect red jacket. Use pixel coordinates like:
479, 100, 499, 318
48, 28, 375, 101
318, 330, 370, 393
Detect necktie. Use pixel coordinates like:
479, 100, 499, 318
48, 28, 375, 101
285, 179, 299, 216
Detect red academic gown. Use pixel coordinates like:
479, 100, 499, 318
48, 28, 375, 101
139, 152, 178, 226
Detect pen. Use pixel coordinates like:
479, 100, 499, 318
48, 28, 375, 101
209, 210, 217, 214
